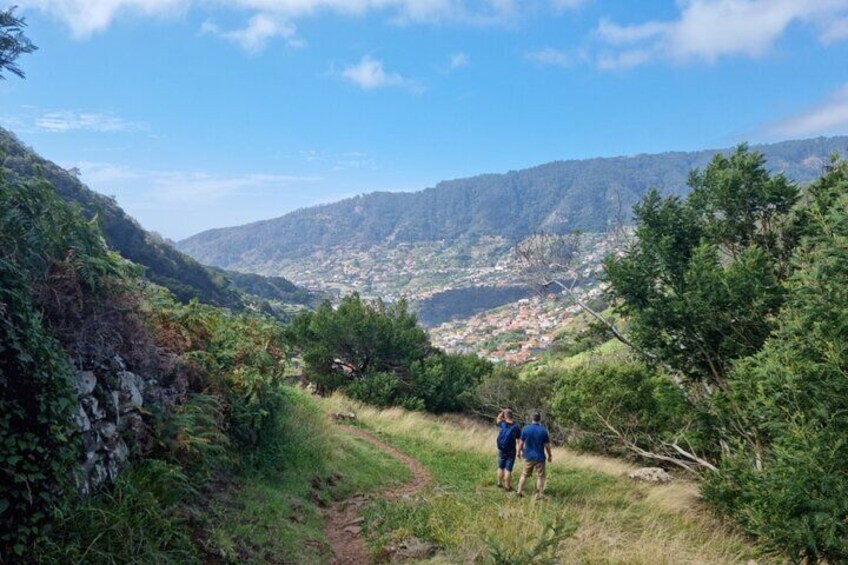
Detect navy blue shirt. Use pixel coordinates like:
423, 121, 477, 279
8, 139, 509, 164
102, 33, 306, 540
520, 423, 551, 462
497, 421, 521, 455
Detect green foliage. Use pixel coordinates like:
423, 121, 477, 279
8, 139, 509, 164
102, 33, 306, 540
148, 297, 289, 454
483, 518, 575, 565
409, 352, 492, 413
0, 6, 36, 80
33, 460, 198, 564
0, 172, 132, 558
287, 294, 491, 412
155, 393, 230, 481
605, 145, 797, 388
549, 358, 695, 455
463, 367, 557, 426
704, 159, 848, 561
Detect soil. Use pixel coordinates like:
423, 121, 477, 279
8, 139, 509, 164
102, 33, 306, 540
324, 425, 432, 565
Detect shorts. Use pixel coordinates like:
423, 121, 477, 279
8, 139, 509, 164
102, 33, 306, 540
497, 450, 516, 472
521, 460, 546, 478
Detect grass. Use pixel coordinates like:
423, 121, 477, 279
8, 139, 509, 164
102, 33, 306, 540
200, 389, 411, 563
33, 388, 409, 565
321, 394, 773, 564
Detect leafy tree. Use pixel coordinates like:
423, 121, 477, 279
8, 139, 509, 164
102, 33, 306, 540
410, 352, 492, 413
0, 6, 36, 79
286, 294, 430, 392
605, 146, 798, 389
704, 158, 848, 561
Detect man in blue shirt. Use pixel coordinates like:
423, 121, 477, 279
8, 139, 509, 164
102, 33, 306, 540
516, 412, 552, 499
495, 409, 521, 491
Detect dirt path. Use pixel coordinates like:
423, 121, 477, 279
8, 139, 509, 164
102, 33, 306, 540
324, 425, 431, 565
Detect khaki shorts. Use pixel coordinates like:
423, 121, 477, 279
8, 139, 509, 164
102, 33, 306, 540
521, 460, 546, 478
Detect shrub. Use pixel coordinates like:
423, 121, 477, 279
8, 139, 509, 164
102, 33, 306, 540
548, 357, 695, 456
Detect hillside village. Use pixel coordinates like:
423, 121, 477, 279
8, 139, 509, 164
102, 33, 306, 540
429, 288, 604, 364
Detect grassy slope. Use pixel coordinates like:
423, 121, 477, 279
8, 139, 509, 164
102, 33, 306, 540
321, 396, 770, 565
201, 391, 411, 563
34, 389, 409, 565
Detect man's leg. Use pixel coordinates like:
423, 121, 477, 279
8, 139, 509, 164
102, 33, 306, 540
516, 462, 532, 496
535, 463, 546, 499
497, 452, 505, 487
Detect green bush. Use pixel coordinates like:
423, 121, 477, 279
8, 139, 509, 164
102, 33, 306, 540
703, 161, 848, 561
410, 353, 492, 413
549, 358, 695, 456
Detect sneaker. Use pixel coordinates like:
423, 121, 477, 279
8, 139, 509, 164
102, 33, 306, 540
497, 484, 504, 489
505, 486, 513, 492
534, 493, 546, 501
515, 491, 524, 498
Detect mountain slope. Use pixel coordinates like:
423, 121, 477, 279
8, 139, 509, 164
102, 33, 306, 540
0, 127, 314, 309
177, 137, 847, 269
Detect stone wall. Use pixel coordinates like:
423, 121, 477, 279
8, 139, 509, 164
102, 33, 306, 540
70, 354, 185, 496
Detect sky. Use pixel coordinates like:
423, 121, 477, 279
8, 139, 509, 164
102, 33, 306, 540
1, 0, 848, 240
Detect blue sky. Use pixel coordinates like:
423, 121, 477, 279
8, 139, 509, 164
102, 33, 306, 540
2, 0, 848, 240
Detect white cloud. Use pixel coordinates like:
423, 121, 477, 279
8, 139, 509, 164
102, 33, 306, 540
765, 83, 848, 138
19, 0, 190, 38
593, 0, 848, 69
32, 110, 146, 133
341, 55, 420, 92
526, 47, 574, 67
200, 13, 303, 52
448, 52, 469, 70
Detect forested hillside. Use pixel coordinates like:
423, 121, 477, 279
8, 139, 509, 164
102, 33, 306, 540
0, 127, 316, 309
178, 136, 847, 269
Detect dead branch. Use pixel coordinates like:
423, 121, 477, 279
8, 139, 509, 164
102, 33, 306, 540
594, 410, 717, 475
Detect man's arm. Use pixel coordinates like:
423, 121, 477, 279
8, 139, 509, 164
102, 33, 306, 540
517, 439, 524, 459
496, 410, 504, 425
545, 443, 552, 463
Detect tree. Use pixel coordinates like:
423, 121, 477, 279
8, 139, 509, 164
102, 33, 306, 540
0, 6, 37, 79
604, 145, 798, 391
285, 294, 431, 392
704, 158, 848, 561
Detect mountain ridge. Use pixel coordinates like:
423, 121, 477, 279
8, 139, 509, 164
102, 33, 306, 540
177, 136, 848, 270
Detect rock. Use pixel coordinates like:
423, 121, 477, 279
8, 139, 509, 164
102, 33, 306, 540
81, 396, 106, 421
628, 467, 673, 483
73, 404, 91, 432
110, 354, 127, 372
111, 439, 130, 465
384, 537, 438, 562
89, 460, 109, 490
332, 411, 357, 422
96, 421, 118, 442
118, 371, 144, 412
72, 370, 97, 397
343, 526, 361, 535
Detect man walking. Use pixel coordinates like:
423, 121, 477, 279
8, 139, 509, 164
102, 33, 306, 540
516, 412, 552, 499
495, 409, 521, 491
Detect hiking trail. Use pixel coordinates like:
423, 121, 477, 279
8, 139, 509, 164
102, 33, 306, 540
324, 425, 431, 565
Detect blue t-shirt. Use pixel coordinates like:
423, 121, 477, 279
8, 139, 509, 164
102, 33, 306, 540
520, 423, 550, 462
497, 421, 521, 455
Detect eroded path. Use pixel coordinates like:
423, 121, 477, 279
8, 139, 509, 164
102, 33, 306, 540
324, 425, 431, 565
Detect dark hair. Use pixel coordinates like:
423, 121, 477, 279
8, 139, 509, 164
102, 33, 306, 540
531, 412, 541, 422
503, 409, 513, 419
